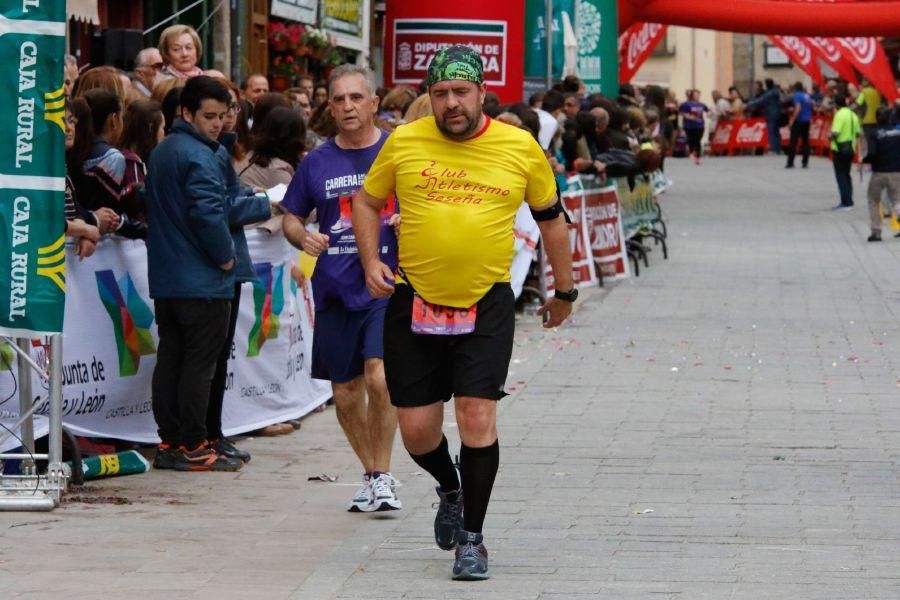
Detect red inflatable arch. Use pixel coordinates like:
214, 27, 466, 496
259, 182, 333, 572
619, 0, 900, 37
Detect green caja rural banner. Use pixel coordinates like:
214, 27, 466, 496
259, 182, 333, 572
0, 0, 66, 337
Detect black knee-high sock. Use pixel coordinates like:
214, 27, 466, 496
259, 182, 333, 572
409, 435, 460, 493
460, 439, 499, 534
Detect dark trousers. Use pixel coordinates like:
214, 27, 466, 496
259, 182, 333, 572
685, 128, 704, 157
207, 283, 242, 440
765, 116, 782, 153
832, 152, 854, 207
786, 120, 810, 167
152, 298, 231, 449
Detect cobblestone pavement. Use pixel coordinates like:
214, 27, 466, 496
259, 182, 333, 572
4, 155, 900, 599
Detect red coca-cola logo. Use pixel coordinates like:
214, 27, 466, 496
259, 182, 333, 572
838, 37, 876, 65
810, 37, 841, 63
736, 121, 766, 144
778, 36, 811, 65
712, 123, 733, 145
626, 24, 663, 69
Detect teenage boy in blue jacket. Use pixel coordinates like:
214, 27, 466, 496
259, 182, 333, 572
145, 76, 270, 471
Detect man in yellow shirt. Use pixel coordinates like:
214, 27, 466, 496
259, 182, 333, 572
831, 93, 862, 209
352, 45, 574, 580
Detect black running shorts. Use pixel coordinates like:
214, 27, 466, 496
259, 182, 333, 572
384, 282, 515, 408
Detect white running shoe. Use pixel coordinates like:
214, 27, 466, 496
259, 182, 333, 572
348, 476, 374, 512
369, 473, 402, 511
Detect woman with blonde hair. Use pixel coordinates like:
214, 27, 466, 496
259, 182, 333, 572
379, 85, 417, 120
150, 77, 186, 104
72, 66, 128, 105
158, 24, 203, 78
402, 93, 434, 122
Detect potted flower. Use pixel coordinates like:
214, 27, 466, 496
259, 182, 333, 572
268, 22, 290, 52
269, 55, 296, 91
302, 26, 332, 59
285, 24, 305, 52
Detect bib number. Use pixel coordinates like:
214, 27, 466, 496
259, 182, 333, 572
411, 294, 477, 335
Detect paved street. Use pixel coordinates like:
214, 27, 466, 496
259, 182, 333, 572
5, 154, 900, 599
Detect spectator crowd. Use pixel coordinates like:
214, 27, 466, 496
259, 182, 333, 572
63, 21, 897, 480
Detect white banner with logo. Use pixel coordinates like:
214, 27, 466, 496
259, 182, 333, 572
0, 231, 330, 451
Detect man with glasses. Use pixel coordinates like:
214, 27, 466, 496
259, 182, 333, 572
133, 48, 164, 97
563, 94, 581, 119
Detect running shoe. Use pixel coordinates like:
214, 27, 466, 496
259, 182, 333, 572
434, 486, 464, 550
348, 475, 373, 512
152, 443, 177, 470
868, 231, 882, 242
452, 530, 490, 581
369, 473, 402, 511
173, 442, 243, 472
209, 437, 251, 463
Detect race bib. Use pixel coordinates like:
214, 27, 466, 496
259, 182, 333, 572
411, 294, 477, 335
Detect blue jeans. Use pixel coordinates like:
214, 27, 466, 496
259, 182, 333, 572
832, 153, 854, 206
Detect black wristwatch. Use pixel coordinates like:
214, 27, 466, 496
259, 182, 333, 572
554, 287, 578, 302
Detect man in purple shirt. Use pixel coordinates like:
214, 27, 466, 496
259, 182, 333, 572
282, 64, 402, 513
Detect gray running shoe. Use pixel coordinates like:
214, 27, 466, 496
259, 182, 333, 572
348, 476, 373, 512
434, 486, 464, 550
452, 530, 490, 580
369, 473, 402, 511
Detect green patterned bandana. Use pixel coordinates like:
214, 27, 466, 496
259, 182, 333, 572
426, 45, 484, 86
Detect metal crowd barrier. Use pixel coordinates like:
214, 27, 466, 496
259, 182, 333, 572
0, 335, 68, 511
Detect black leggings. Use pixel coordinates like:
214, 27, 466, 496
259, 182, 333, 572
686, 128, 704, 157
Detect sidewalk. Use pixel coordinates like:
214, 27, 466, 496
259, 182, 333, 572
5, 155, 900, 599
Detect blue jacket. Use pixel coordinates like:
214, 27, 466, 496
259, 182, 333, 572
217, 132, 272, 283
747, 88, 782, 120
145, 120, 238, 299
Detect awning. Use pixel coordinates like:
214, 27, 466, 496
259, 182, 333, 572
67, 0, 99, 25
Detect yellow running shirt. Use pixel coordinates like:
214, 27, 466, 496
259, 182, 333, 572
363, 116, 557, 308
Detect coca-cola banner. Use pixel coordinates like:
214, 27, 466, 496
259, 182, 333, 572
617, 22, 667, 83
768, 36, 824, 87
805, 37, 858, 86
711, 116, 833, 155
834, 37, 899, 102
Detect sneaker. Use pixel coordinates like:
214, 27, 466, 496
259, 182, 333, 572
831, 204, 854, 211
382, 472, 402, 490
210, 437, 250, 463
434, 486, 464, 550
452, 530, 490, 581
785, 163, 794, 169
152, 443, 177, 470
173, 442, 243, 472
802, 163, 809, 169
369, 473, 402, 511
694, 154, 701, 165
348, 476, 373, 512
868, 231, 882, 242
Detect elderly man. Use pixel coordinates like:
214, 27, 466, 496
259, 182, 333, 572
591, 106, 611, 153
64, 55, 78, 98
242, 73, 269, 104
353, 45, 575, 581
282, 65, 403, 514
133, 48, 164, 97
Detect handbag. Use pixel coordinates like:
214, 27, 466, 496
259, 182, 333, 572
836, 141, 854, 158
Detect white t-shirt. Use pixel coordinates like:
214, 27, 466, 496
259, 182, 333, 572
535, 108, 559, 150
